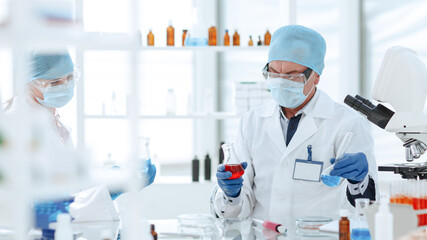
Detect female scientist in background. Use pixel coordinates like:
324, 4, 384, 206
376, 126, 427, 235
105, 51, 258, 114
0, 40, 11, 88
5, 52, 156, 221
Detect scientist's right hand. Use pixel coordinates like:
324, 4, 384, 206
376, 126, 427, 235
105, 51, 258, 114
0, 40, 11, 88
216, 162, 247, 198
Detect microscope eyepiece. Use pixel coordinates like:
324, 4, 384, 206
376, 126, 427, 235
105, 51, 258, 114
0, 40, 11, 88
344, 94, 394, 129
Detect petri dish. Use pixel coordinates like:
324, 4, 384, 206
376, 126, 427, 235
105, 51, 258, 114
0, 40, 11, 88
295, 216, 333, 236
178, 214, 218, 238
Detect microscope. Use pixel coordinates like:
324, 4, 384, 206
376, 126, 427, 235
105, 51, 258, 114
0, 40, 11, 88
344, 46, 427, 179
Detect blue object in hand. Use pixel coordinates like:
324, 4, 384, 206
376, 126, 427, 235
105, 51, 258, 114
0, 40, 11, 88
329, 152, 368, 183
110, 159, 156, 200
216, 162, 248, 197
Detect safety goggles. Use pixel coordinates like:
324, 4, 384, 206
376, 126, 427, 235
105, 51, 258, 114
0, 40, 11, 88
32, 68, 80, 90
262, 64, 313, 84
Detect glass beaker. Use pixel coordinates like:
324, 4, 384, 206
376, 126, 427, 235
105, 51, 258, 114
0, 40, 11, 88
351, 198, 372, 240
320, 132, 353, 187
138, 137, 151, 174
221, 143, 244, 179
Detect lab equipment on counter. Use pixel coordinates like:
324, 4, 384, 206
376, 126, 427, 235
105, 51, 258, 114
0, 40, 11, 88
264, 30, 271, 45
166, 20, 174, 46
232, 30, 240, 46
221, 143, 244, 179
147, 29, 154, 46
34, 198, 74, 230
223, 30, 230, 46
390, 180, 427, 226
344, 46, 427, 179
252, 219, 286, 234
375, 194, 393, 240
248, 36, 253, 46
192, 155, 199, 182
351, 198, 371, 240
204, 153, 211, 181
55, 214, 73, 240
339, 210, 350, 240
320, 132, 353, 187
295, 216, 333, 236
208, 25, 217, 46
177, 214, 218, 238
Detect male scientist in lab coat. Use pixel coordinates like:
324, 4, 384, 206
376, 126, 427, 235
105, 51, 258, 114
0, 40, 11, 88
214, 25, 378, 219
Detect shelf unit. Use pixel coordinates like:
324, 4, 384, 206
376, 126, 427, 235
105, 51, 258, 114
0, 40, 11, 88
0, 0, 298, 238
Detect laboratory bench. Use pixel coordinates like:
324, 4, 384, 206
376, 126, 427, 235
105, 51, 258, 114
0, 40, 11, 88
16, 217, 339, 240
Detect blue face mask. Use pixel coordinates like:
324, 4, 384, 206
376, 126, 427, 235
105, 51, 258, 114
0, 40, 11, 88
267, 78, 314, 109
36, 80, 75, 108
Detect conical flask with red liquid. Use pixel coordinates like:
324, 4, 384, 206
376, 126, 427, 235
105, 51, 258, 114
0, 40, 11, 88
221, 143, 244, 179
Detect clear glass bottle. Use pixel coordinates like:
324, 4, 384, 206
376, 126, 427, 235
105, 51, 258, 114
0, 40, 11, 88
232, 30, 240, 46
264, 29, 271, 45
351, 198, 372, 240
224, 29, 230, 46
208, 25, 217, 46
221, 143, 244, 179
248, 35, 253, 46
147, 29, 154, 46
166, 88, 176, 115
167, 20, 174, 46
139, 137, 151, 174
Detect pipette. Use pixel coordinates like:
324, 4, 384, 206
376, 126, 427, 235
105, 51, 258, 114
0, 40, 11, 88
252, 219, 287, 233
320, 132, 353, 187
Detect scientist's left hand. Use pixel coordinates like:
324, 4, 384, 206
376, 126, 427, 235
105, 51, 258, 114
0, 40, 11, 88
329, 152, 368, 183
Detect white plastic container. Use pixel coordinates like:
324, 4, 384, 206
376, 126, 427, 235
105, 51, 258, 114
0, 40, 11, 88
375, 194, 393, 240
54, 213, 73, 240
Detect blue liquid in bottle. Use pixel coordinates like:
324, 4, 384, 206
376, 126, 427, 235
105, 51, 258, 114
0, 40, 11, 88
320, 174, 341, 187
351, 228, 371, 240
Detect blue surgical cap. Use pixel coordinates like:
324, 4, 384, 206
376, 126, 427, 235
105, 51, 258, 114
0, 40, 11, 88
267, 25, 326, 75
27, 53, 74, 83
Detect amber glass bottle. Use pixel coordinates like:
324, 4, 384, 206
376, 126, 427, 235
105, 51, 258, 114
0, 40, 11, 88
167, 21, 174, 46
208, 26, 217, 46
339, 210, 350, 240
150, 224, 158, 240
224, 30, 230, 46
264, 29, 271, 45
232, 30, 240, 46
248, 35, 253, 46
147, 29, 154, 46
182, 29, 188, 46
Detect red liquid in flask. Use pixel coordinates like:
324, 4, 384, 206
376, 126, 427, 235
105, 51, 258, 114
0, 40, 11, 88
224, 164, 245, 179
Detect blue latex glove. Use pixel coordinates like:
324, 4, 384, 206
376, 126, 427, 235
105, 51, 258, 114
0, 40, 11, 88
110, 159, 156, 200
329, 152, 368, 183
143, 159, 156, 187
216, 162, 248, 197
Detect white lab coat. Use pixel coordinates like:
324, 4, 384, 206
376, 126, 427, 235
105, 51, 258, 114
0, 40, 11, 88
6, 97, 119, 222
214, 90, 378, 219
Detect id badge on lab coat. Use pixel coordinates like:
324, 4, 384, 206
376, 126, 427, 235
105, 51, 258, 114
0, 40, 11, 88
292, 159, 323, 182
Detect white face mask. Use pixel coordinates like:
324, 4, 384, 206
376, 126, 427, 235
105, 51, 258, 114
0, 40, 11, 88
267, 76, 315, 108
35, 79, 75, 108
